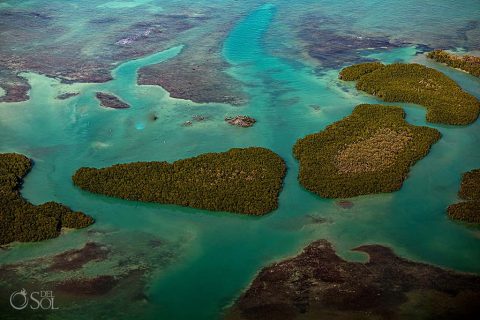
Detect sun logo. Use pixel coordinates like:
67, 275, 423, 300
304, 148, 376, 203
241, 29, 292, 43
10, 288, 29, 310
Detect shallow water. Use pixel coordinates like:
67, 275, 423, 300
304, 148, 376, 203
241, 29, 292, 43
1, 1, 480, 319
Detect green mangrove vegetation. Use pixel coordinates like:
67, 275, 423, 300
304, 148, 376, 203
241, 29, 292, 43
447, 169, 480, 223
72, 147, 286, 215
339, 62, 480, 125
293, 104, 440, 198
427, 50, 480, 77
0, 153, 93, 245
338, 61, 384, 81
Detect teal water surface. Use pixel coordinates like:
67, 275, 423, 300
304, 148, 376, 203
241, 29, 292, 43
1, 1, 480, 319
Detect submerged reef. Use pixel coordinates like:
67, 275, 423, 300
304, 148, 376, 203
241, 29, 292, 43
297, 17, 401, 69
73, 148, 286, 215
339, 62, 480, 125
427, 50, 480, 77
95, 92, 130, 109
47, 242, 110, 272
181, 115, 211, 127
0, 231, 182, 318
0, 69, 30, 103
0, 153, 93, 245
56, 92, 79, 100
138, 55, 247, 105
226, 239, 480, 320
293, 104, 440, 198
447, 169, 480, 223
137, 19, 247, 105
0, 5, 248, 105
225, 116, 256, 128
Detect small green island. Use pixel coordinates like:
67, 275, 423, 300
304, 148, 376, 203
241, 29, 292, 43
427, 50, 480, 77
339, 62, 480, 125
72, 147, 286, 215
0, 153, 93, 245
293, 104, 440, 198
447, 169, 480, 223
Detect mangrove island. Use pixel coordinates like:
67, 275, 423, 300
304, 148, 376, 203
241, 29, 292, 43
293, 104, 440, 198
339, 62, 480, 125
0, 153, 94, 245
447, 168, 480, 223
427, 50, 480, 77
72, 147, 286, 215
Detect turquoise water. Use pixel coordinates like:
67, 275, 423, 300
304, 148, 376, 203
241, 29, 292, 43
1, 1, 480, 319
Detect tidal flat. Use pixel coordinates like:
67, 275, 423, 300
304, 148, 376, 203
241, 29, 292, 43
227, 239, 480, 320
0, 1, 480, 319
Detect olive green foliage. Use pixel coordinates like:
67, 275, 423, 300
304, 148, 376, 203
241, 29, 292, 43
0, 153, 93, 245
72, 147, 286, 215
427, 50, 480, 77
338, 62, 384, 81
458, 169, 480, 200
447, 169, 480, 223
339, 62, 480, 125
293, 104, 440, 198
447, 202, 480, 224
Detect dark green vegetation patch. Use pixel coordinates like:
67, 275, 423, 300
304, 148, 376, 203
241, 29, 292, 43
293, 104, 440, 198
447, 169, 480, 224
427, 50, 480, 77
0, 153, 93, 245
338, 61, 384, 81
72, 148, 286, 215
339, 62, 480, 125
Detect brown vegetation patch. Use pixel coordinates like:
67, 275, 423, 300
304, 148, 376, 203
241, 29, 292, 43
335, 128, 413, 174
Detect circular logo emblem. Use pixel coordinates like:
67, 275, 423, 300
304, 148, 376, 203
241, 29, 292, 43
10, 289, 28, 310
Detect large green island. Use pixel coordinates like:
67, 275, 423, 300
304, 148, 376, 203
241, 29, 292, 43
293, 104, 440, 198
0, 153, 93, 245
447, 168, 480, 224
339, 62, 480, 125
73, 147, 286, 215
